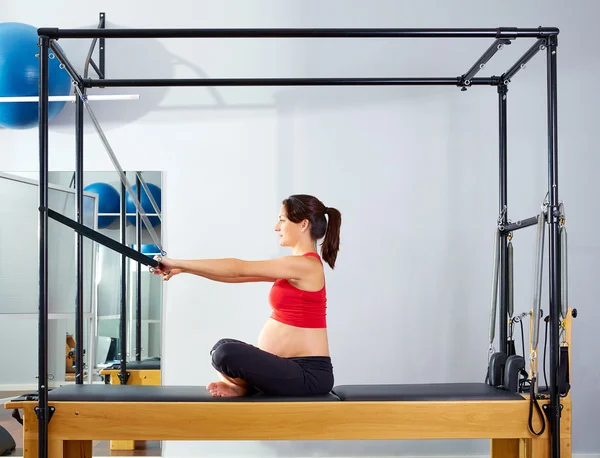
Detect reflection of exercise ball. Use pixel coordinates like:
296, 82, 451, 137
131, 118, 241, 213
0, 22, 72, 129
84, 182, 121, 229
130, 244, 161, 256
126, 183, 161, 227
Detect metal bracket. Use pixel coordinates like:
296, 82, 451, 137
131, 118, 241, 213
34, 406, 56, 423
118, 371, 131, 384
542, 403, 563, 419
545, 34, 558, 48
83, 12, 106, 84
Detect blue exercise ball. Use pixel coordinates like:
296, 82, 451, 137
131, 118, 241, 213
130, 244, 161, 256
126, 183, 162, 227
84, 182, 121, 229
0, 22, 72, 129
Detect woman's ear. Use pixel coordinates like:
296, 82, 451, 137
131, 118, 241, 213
301, 219, 309, 232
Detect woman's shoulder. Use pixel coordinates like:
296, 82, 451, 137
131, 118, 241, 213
301, 251, 321, 260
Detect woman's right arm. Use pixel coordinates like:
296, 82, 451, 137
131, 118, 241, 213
161, 268, 275, 283
191, 272, 276, 283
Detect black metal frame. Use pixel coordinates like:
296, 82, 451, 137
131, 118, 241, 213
35, 19, 562, 458
135, 174, 143, 362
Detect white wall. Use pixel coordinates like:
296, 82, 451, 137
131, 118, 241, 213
1, 0, 598, 457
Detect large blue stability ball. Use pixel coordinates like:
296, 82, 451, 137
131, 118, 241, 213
126, 183, 162, 227
84, 182, 121, 229
130, 244, 162, 257
0, 22, 72, 129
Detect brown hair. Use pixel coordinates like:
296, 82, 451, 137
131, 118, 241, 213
282, 194, 342, 269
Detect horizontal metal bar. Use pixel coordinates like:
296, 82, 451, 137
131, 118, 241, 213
47, 209, 159, 268
0, 313, 96, 320
0, 95, 139, 102
83, 77, 500, 88
97, 212, 159, 216
38, 27, 559, 40
501, 216, 540, 233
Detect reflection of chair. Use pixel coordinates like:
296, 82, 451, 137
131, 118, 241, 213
99, 357, 161, 451
96, 336, 117, 366
65, 334, 89, 382
65, 334, 76, 374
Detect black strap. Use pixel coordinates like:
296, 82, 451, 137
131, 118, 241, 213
48, 208, 159, 268
11, 409, 22, 425
528, 377, 546, 436
507, 339, 516, 357
559, 346, 571, 397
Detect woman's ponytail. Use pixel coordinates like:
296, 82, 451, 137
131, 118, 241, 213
321, 207, 341, 269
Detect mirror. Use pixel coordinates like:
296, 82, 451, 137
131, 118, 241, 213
0, 170, 163, 389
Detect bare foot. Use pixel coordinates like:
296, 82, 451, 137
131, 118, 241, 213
206, 381, 248, 397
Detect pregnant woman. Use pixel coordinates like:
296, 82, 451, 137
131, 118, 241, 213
153, 194, 342, 397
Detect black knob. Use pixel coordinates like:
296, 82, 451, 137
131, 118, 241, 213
572, 308, 577, 318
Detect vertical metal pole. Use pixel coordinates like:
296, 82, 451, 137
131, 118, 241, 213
75, 88, 85, 384
120, 182, 128, 383
135, 174, 142, 361
546, 35, 561, 458
99, 12, 106, 81
37, 34, 50, 458
498, 83, 509, 355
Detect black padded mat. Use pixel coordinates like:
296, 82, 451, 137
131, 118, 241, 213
331, 383, 526, 401
46, 384, 340, 402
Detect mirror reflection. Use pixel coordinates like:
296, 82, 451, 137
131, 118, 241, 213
0, 170, 163, 389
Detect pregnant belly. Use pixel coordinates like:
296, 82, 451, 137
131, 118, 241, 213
258, 318, 330, 358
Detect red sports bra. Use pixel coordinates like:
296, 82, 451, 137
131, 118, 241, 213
268, 252, 327, 328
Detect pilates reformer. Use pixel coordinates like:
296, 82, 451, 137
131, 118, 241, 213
6, 306, 574, 458
3, 15, 571, 458
7, 304, 574, 457
4, 377, 572, 458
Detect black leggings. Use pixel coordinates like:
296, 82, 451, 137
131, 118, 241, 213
210, 338, 334, 396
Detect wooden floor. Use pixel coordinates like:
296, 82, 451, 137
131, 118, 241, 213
0, 392, 161, 457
